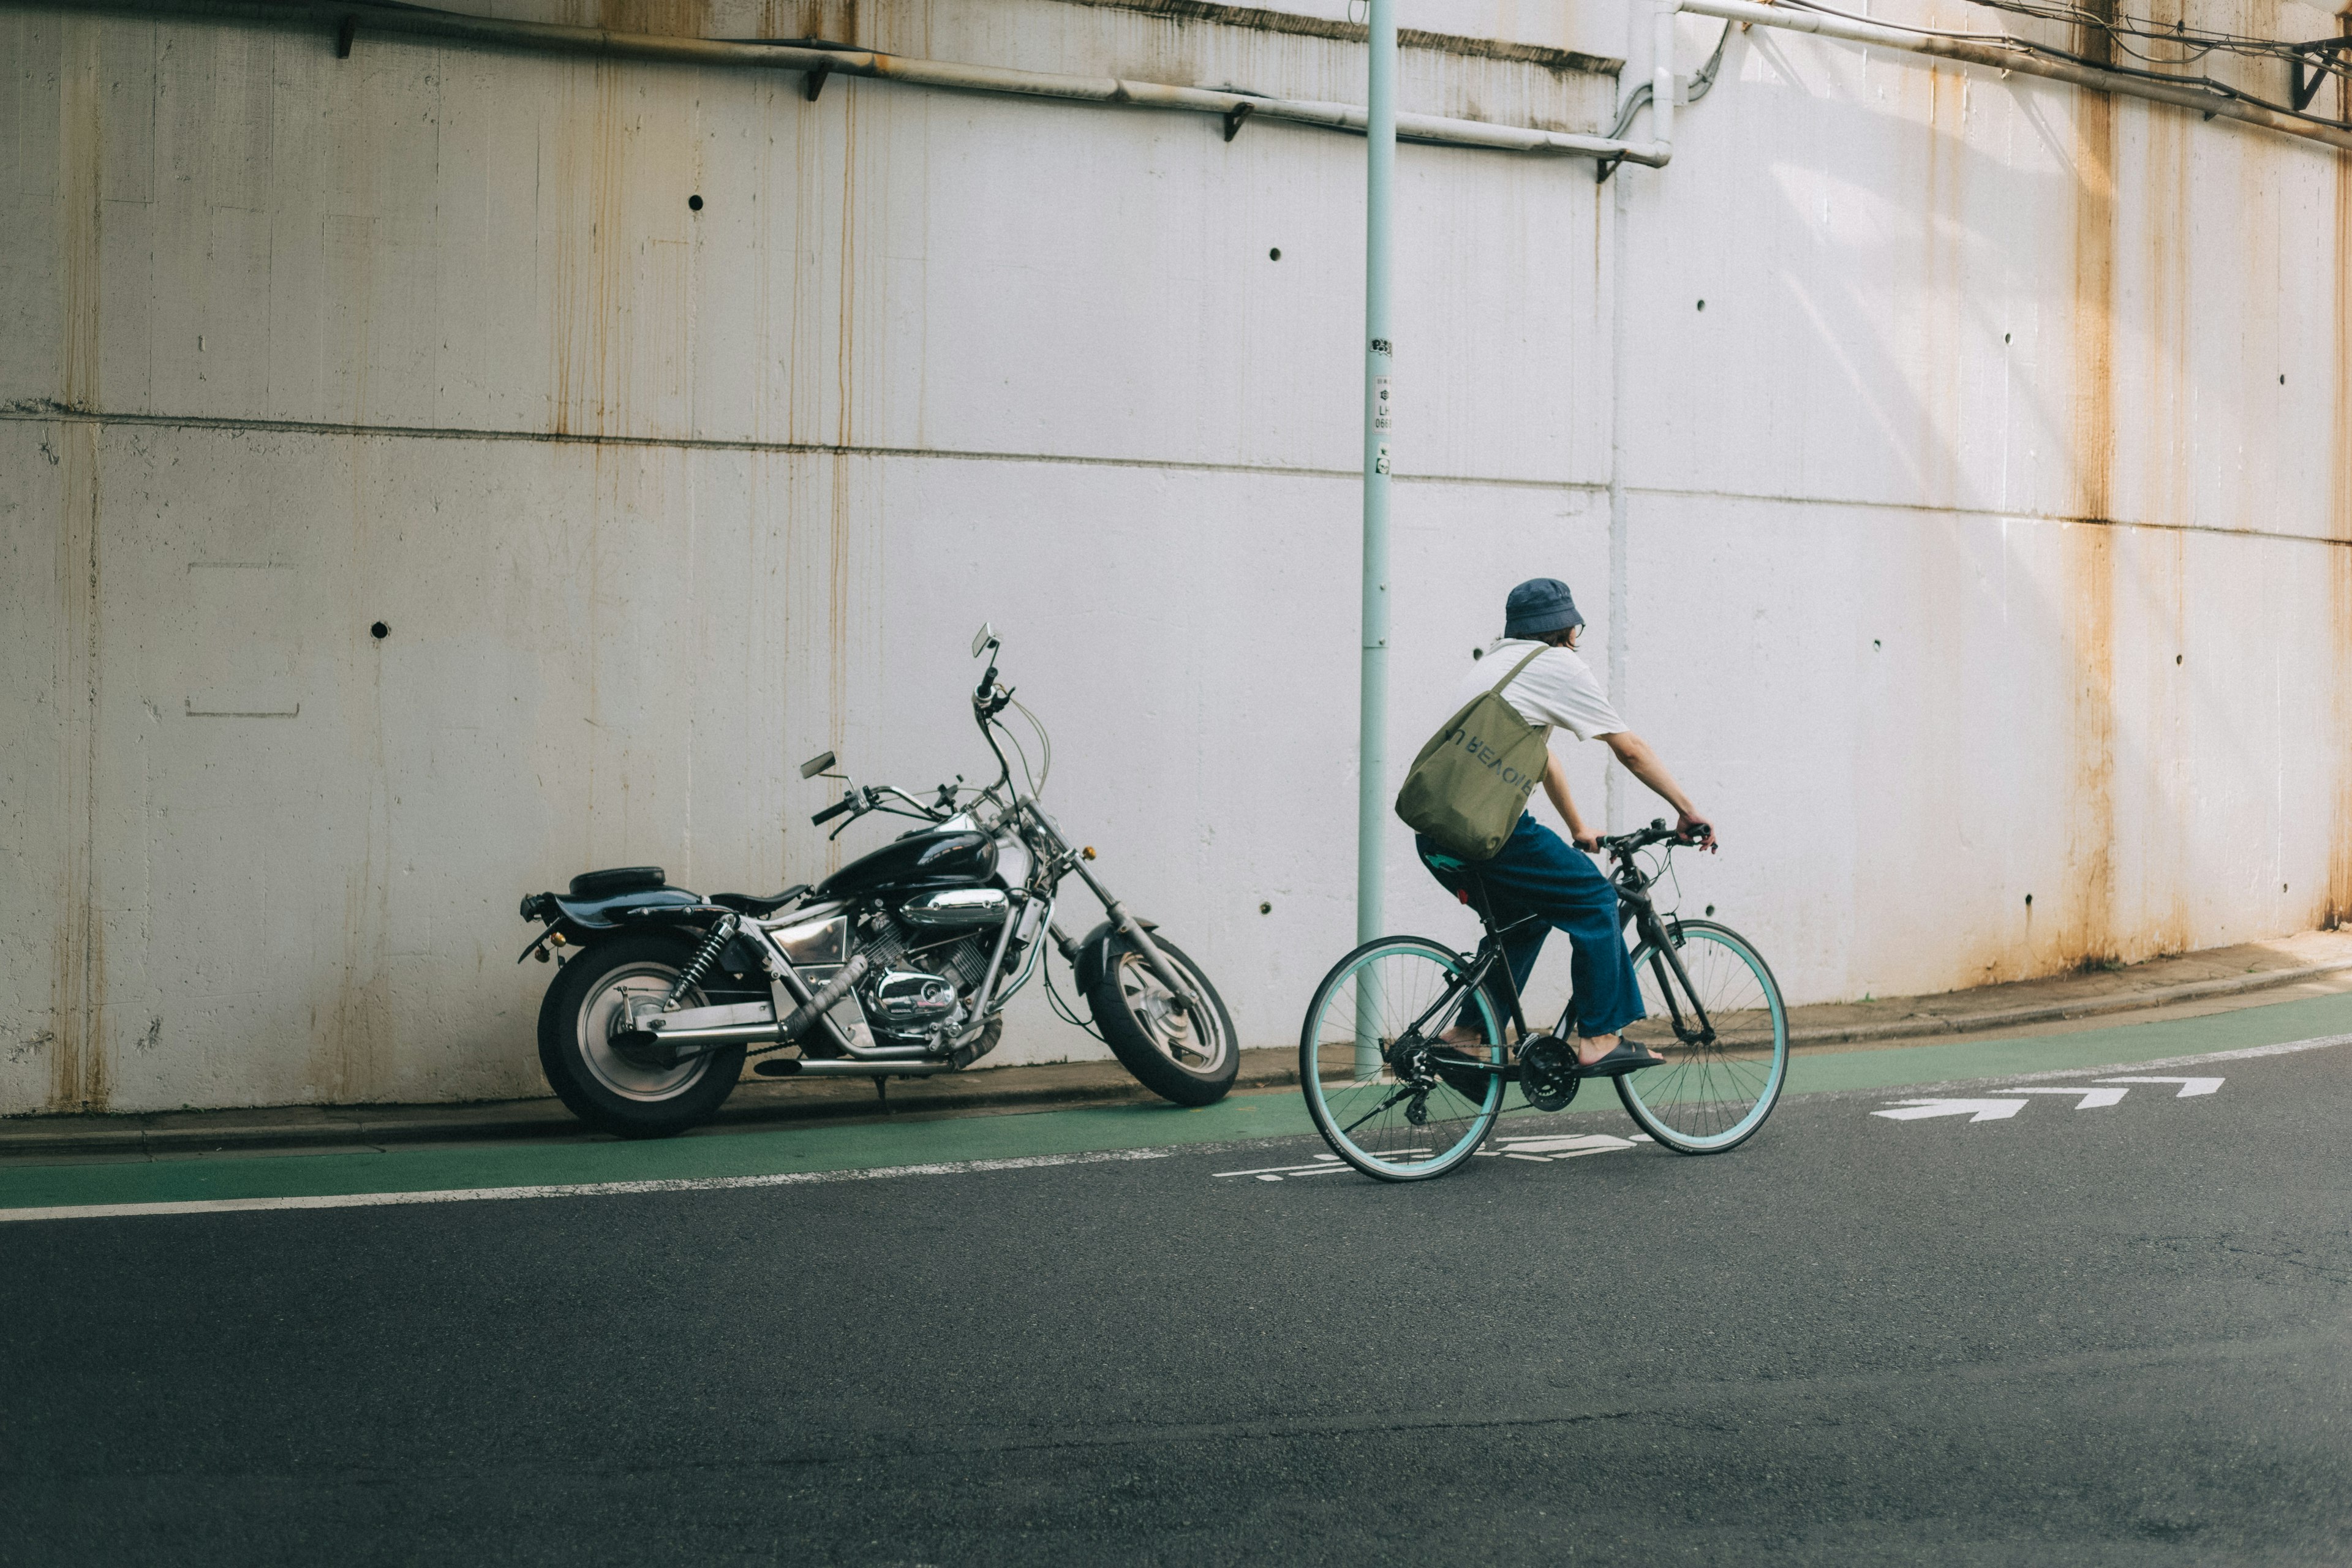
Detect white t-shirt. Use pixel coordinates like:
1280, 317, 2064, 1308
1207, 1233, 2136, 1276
1453, 639, 1625, 741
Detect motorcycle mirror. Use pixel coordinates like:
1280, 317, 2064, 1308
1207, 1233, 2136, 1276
971, 622, 997, 658
799, 750, 837, 779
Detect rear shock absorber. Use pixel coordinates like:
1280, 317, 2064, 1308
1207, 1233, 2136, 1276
663, 913, 740, 1009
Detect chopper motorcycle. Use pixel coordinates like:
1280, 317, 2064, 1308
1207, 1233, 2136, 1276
517, 624, 1239, 1137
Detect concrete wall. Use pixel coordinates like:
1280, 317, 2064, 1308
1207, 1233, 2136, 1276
2, 0, 2348, 1114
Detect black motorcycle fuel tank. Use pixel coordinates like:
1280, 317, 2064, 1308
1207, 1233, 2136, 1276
815, 828, 997, 900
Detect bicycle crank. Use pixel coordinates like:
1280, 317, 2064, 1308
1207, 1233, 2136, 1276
1518, 1034, 1581, 1114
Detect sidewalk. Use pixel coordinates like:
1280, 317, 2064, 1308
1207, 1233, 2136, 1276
7, 928, 2350, 1163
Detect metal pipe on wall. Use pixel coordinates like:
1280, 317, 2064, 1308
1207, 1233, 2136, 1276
1679, 0, 2352, 156
18, 0, 1673, 165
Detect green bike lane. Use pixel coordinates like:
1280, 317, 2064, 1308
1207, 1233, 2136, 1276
6, 987, 2350, 1219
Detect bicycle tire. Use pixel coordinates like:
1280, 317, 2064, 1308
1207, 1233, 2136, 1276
1614, 919, 1787, 1154
1299, 936, 1505, 1182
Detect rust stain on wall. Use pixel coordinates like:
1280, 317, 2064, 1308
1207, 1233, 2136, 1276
49, 424, 108, 1114
2328, 149, 2352, 929
597, 0, 714, 35
551, 62, 630, 437
2060, 61, 2118, 972
764, 0, 863, 45
826, 82, 861, 876
47, 24, 108, 1113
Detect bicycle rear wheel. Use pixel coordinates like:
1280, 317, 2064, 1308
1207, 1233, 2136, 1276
1615, 919, 1787, 1154
1300, 937, 1504, 1181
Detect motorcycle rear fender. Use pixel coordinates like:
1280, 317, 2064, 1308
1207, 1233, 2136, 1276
1070, 917, 1158, 997
520, 886, 768, 979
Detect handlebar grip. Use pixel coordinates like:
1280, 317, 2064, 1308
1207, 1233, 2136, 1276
812, 798, 854, 826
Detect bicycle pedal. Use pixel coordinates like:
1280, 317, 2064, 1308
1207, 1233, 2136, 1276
1518, 1035, 1580, 1113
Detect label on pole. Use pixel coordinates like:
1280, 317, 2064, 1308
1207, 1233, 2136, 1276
1373, 375, 1393, 435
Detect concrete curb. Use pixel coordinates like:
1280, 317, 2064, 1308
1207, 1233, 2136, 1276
1783, 957, 2352, 1046
6, 956, 2349, 1161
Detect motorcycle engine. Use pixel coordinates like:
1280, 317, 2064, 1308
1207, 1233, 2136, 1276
851, 907, 1000, 1045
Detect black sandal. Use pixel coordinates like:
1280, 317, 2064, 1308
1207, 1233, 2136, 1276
1574, 1041, 1668, 1077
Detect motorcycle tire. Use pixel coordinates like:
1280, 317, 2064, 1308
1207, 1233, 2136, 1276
537, 932, 747, 1139
1087, 935, 1239, 1107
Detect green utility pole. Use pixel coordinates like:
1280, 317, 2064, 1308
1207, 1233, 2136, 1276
1353, 0, 1397, 1078
1358, 0, 1396, 953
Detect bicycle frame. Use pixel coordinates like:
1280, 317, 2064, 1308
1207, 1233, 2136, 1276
1392, 841, 1719, 1082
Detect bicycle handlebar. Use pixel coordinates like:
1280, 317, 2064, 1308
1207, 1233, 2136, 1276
1599, 816, 1711, 855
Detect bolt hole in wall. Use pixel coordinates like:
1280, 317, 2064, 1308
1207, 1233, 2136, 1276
1697, 299, 1706, 311
1268, 247, 1281, 260
1260, 902, 1272, 914
370, 622, 388, 640
688, 194, 703, 211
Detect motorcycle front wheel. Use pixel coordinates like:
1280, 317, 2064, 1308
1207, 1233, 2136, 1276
1088, 937, 1239, 1106
537, 932, 747, 1139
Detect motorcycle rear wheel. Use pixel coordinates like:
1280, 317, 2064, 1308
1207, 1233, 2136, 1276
538, 933, 747, 1139
1088, 936, 1238, 1106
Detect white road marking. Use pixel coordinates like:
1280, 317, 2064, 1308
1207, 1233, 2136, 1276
2005, 1087, 2130, 1108
1505, 1133, 1637, 1161
1213, 1155, 1347, 1180
2097, 1076, 2224, 1096
1874, 1098, 2030, 1122
0, 1147, 1177, 1225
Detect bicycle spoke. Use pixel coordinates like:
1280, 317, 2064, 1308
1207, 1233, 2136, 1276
1618, 922, 1787, 1153
1302, 940, 1504, 1180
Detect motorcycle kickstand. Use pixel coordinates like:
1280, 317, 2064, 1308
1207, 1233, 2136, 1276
872, 1077, 889, 1110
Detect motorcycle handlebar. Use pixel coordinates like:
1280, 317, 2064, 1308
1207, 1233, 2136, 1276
811, 797, 854, 826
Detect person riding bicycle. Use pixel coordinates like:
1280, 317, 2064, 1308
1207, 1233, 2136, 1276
1417, 577, 1716, 1076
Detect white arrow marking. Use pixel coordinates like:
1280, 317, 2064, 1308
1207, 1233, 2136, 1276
2003, 1086, 2130, 1108
1873, 1098, 2029, 1122
1214, 1155, 1350, 1180
2097, 1076, 2223, 1097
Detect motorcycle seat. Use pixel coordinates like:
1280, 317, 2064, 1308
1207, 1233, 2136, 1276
568, 865, 665, 900
710, 886, 812, 918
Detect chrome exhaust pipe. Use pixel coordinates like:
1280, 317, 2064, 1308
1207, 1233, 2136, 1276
752, 1058, 953, 1079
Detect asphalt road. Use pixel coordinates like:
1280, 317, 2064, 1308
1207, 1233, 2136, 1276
7, 1039, 2349, 1565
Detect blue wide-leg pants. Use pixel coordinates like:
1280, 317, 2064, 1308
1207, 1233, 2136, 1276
1417, 814, 1647, 1039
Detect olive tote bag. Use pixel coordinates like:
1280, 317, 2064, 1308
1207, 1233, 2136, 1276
1392, 647, 1552, 861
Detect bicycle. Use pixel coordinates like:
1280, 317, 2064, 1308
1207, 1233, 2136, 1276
1298, 818, 1789, 1181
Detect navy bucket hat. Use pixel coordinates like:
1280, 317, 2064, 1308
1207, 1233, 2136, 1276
1504, 577, 1585, 639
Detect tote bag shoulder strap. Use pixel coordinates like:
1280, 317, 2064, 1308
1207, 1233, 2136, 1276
1487, 644, 1550, 698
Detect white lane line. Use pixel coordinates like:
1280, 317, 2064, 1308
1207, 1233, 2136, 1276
1213, 1155, 1346, 1179
2098, 1076, 2224, 1096
2005, 1086, 2131, 1108
1874, 1098, 2030, 1122
0, 1147, 1175, 1225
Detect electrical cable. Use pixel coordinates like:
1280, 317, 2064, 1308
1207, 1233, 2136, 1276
1608, 18, 1736, 140
1768, 0, 2352, 129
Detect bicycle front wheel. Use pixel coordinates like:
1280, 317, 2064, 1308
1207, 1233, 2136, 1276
1300, 937, 1504, 1181
1616, 919, 1788, 1154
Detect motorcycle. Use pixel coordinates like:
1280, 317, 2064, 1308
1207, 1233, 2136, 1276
517, 624, 1240, 1137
